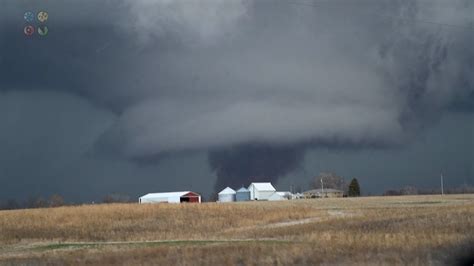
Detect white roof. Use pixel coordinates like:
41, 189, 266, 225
276, 191, 292, 196
140, 191, 191, 199
268, 192, 285, 200
249, 182, 276, 191
218, 187, 236, 195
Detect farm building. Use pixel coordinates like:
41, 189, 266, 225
139, 191, 201, 204
236, 187, 251, 201
268, 192, 286, 201
218, 187, 236, 202
303, 188, 343, 198
248, 182, 276, 201
277, 191, 294, 199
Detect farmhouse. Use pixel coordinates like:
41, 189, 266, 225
218, 187, 236, 202
303, 188, 343, 198
248, 182, 276, 201
139, 191, 201, 204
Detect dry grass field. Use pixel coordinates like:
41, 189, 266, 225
0, 194, 473, 265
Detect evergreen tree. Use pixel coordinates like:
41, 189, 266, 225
348, 178, 361, 197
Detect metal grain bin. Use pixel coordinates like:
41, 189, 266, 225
218, 187, 236, 202
236, 187, 251, 201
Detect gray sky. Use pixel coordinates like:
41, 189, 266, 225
0, 0, 473, 202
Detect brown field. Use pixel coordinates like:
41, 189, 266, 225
0, 194, 473, 265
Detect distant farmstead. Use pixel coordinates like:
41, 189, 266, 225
303, 189, 343, 198
139, 191, 201, 204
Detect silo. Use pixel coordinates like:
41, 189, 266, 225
218, 187, 236, 202
236, 187, 251, 201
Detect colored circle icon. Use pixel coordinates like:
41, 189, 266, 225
37, 11, 48, 23
24, 25, 35, 36
24, 11, 34, 22
38, 26, 48, 36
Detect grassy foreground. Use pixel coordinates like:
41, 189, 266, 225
0, 195, 473, 265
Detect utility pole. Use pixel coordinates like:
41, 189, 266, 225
440, 173, 444, 195
321, 178, 324, 198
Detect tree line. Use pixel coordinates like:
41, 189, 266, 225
0, 193, 134, 210
384, 184, 474, 196
0, 194, 65, 210
311, 172, 474, 197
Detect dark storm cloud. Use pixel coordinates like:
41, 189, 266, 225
0, 90, 213, 201
0, 0, 473, 197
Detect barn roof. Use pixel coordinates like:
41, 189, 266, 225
140, 191, 192, 199
248, 182, 276, 191
218, 187, 236, 195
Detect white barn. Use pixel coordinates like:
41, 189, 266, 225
248, 182, 276, 201
139, 191, 201, 204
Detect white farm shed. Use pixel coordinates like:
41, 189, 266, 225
268, 192, 286, 201
277, 191, 294, 199
218, 187, 236, 202
248, 182, 276, 201
139, 191, 201, 204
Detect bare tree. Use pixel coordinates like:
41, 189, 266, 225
312, 172, 346, 191
400, 186, 418, 195
294, 185, 302, 193
25, 196, 48, 209
49, 194, 65, 207
34, 197, 48, 208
